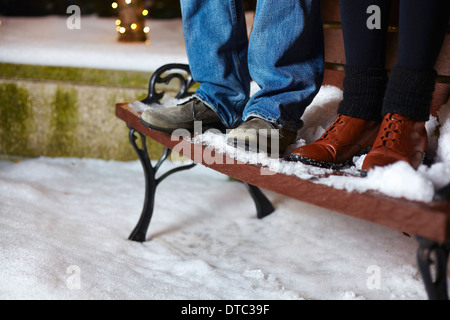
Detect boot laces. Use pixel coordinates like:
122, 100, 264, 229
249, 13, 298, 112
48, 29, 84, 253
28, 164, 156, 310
376, 114, 403, 149
319, 114, 345, 141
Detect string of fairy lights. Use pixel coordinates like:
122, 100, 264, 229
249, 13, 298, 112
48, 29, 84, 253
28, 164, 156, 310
112, 0, 150, 42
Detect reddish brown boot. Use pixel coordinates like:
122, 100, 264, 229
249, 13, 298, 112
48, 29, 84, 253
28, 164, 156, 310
361, 113, 428, 172
290, 114, 381, 169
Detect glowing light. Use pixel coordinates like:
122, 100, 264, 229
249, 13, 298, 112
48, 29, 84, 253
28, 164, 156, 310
111, 2, 118, 9
119, 27, 126, 34
143, 27, 150, 33
142, 10, 149, 16
115, 19, 121, 26
125, 0, 132, 4
116, 26, 121, 32
131, 23, 137, 30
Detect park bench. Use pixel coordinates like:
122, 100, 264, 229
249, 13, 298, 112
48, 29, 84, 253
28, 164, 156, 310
115, 0, 450, 300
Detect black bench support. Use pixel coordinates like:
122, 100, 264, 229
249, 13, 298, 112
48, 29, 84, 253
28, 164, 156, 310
128, 127, 197, 242
127, 126, 274, 242
416, 237, 450, 300
245, 183, 275, 219
127, 63, 275, 242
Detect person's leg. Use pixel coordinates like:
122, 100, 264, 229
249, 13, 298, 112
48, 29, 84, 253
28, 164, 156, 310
337, 0, 390, 121
180, 0, 251, 128
363, 0, 450, 171
242, 0, 324, 132
381, 0, 450, 121
290, 0, 390, 168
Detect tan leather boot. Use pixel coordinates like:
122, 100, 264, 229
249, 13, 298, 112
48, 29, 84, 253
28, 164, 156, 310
140, 97, 224, 133
361, 113, 428, 172
227, 117, 298, 156
290, 114, 381, 169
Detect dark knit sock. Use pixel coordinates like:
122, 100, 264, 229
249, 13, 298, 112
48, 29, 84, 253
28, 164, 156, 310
382, 65, 437, 121
337, 65, 388, 121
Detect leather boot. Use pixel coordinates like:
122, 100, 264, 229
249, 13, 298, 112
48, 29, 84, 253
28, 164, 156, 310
140, 97, 225, 133
227, 117, 299, 156
361, 113, 428, 172
290, 114, 381, 169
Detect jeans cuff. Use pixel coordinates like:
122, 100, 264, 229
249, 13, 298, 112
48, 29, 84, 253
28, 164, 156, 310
193, 93, 231, 128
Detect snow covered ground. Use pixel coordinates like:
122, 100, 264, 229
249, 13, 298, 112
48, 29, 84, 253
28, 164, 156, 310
0, 15, 449, 300
0, 15, 188, 72
0, 157, 431, 300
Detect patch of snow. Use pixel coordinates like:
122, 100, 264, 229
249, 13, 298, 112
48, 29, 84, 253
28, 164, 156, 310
0, 157, 432, 299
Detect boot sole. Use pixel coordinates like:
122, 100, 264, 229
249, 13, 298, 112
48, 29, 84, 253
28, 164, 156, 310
289, 154, 352, 170
289, 147, 372, 171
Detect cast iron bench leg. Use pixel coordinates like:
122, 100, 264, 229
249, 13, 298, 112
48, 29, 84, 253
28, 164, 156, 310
127, 126, 275, 242
245, 183, 275, 219
416, 236, 450, 300
127, 127, 196, 242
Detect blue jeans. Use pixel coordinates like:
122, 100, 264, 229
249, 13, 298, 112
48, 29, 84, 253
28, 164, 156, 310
180, 0, 324, 131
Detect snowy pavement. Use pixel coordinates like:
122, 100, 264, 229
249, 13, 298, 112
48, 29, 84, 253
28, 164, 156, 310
0, 157, 429, 300
0, 16, 188, 72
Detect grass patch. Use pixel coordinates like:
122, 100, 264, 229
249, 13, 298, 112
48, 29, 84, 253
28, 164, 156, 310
0, 83, 32, 156
0, 63, 150, 88
47, 86, 79, 157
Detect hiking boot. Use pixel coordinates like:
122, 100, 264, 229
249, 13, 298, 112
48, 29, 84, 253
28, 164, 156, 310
227, 117, 299, 156
140, 97, 225, 133
361, 113, 427, 172
289, 114, 381, 169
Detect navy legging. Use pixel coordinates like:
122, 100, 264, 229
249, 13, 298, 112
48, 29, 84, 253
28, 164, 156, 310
338, 0, 449, 121
340, 0, 449, 70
